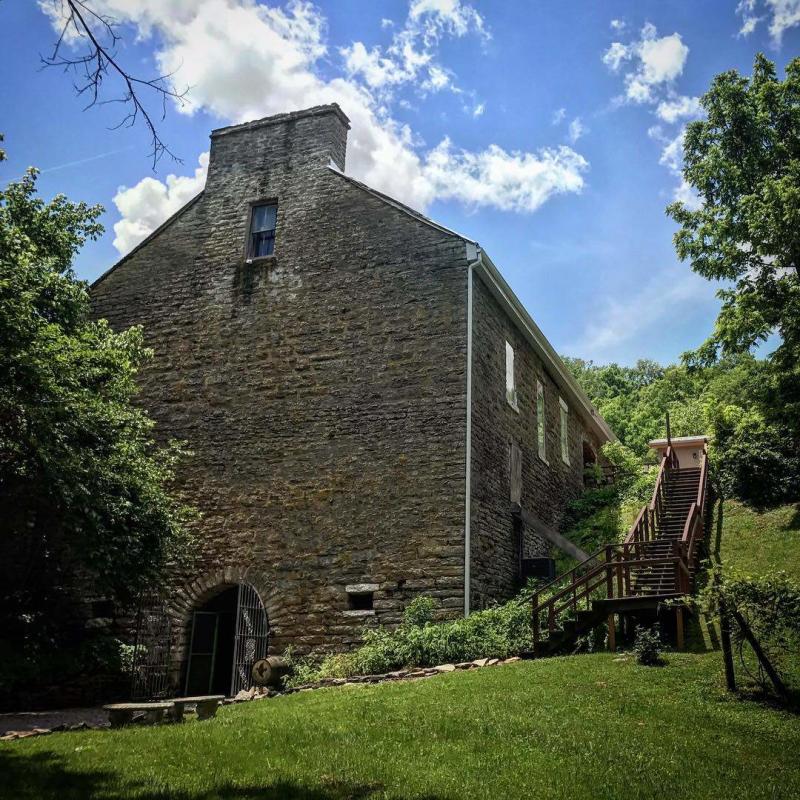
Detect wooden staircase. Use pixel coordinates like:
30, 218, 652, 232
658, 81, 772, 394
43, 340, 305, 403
528, 443, 709, 657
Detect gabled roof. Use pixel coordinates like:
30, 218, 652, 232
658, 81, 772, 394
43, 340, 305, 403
328, 166, 615, 444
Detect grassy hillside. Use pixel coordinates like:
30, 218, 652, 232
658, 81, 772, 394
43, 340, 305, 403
716, 500, 800, 581
2, 653, 799, 800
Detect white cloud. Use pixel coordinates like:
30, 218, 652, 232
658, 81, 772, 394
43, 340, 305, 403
341, 0, 485, 97
603, 23, 689, 104
568, 267, 715, 360
737, 0, 800, 43
552, 107, 566, 125
655, 95, 702, 123
422, 139, 588, 213
43, 1, 587, 255
602, 42, 630, 72
610, 19, 626, 32
407, 0, 488, 40
112, 152, 209, 253
568, 117, 586, 143
649, 125, 702, 210
341, 41, 412, 89
422, 64, 452, 91
472, 102, 485, 117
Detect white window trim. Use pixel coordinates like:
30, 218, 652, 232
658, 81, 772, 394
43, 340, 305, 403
536, 379, 547, 464
559, 396, 570, 465
505, 341, 519, 412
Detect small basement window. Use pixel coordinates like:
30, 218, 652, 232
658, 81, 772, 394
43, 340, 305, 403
348, 592, 374, 611
248, 202, 277, 258
345, 583, 378, 614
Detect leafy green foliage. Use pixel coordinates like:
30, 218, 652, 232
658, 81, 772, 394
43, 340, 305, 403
402, 594, 436, 628
697, 569, 800, 696
286, 595, 531, 685
0, 164, 192, 697
668, 54, 800, 377
554, 441, 656, 574
564, 355, 800, 507
632, 625, 664, 666
659, 53, 800, 506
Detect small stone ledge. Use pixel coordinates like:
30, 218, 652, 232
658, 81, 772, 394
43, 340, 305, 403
345, 584, 379, 594
342, 609, 376, 618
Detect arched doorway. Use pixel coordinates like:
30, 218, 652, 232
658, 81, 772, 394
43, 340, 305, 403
183, 582, 269, 697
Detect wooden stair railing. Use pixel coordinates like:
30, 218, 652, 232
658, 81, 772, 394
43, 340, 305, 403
530, 445, 708, 656
679, 442, 709, 586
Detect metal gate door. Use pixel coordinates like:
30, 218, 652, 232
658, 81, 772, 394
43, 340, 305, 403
130, 596, 172, 700
231, 583, 269, 695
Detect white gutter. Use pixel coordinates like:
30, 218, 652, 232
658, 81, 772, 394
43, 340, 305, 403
464, 242, 481, 617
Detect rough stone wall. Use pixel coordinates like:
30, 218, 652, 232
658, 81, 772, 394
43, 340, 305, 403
91, 106, 469, 665
469, 273, 604, 609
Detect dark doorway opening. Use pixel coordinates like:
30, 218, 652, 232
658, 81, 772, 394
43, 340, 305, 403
184, 586, 237, 697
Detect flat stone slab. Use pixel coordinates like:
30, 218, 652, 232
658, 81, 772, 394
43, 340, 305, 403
168, 696, 225, 721
103, 702, 174, 728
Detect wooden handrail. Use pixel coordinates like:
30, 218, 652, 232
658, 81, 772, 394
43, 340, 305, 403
531, 445, 710, 654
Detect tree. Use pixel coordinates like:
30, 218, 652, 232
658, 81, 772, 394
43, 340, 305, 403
665, 53, 800, 505
0, 160, 191, 672
565, 355, 800, 508
668, 54, 800, 374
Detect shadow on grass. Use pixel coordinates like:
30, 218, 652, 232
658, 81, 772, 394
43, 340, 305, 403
0, 748, 445, 800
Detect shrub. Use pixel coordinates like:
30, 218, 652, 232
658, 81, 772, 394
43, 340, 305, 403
285, 595, 532, 686
403, 595, 436, 628
696, 569, 800, 694
632, 625, 664, 666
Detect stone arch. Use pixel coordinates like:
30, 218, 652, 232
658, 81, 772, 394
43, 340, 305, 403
166, 565, 280, 694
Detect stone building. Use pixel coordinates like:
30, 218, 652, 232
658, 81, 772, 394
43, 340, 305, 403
91, 104, 614, 697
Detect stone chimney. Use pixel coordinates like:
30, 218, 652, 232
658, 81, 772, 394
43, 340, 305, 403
205, 104, 350, 190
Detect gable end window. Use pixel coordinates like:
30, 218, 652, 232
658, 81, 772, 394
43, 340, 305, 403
505, 341, 519, 411
559, 397, 570, 465
536, 380, 547, 463
248, 203, 277, 259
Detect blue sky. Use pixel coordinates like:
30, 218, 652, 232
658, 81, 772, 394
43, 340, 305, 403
2, 1, 798, 365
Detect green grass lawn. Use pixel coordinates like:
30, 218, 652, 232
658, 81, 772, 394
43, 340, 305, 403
715, 500, 800, 580
3, 653, 800, 800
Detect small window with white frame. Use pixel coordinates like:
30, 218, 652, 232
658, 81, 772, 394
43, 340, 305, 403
536, 380, 547, 462
505, 341, 518, 411
559, 397, 570, 465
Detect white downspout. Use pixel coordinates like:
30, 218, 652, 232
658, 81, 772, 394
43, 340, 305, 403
464, 242, 482, 617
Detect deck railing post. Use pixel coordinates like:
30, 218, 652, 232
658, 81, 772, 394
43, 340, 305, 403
623, 543, 631, 596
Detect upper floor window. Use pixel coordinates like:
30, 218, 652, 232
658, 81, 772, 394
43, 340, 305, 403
505, 341, 518, 411
248, 203, 277, 258
536, 380, 546, 462
559, 397, 570, 465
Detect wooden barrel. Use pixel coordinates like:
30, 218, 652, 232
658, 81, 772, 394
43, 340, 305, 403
251, 656, 291, 687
